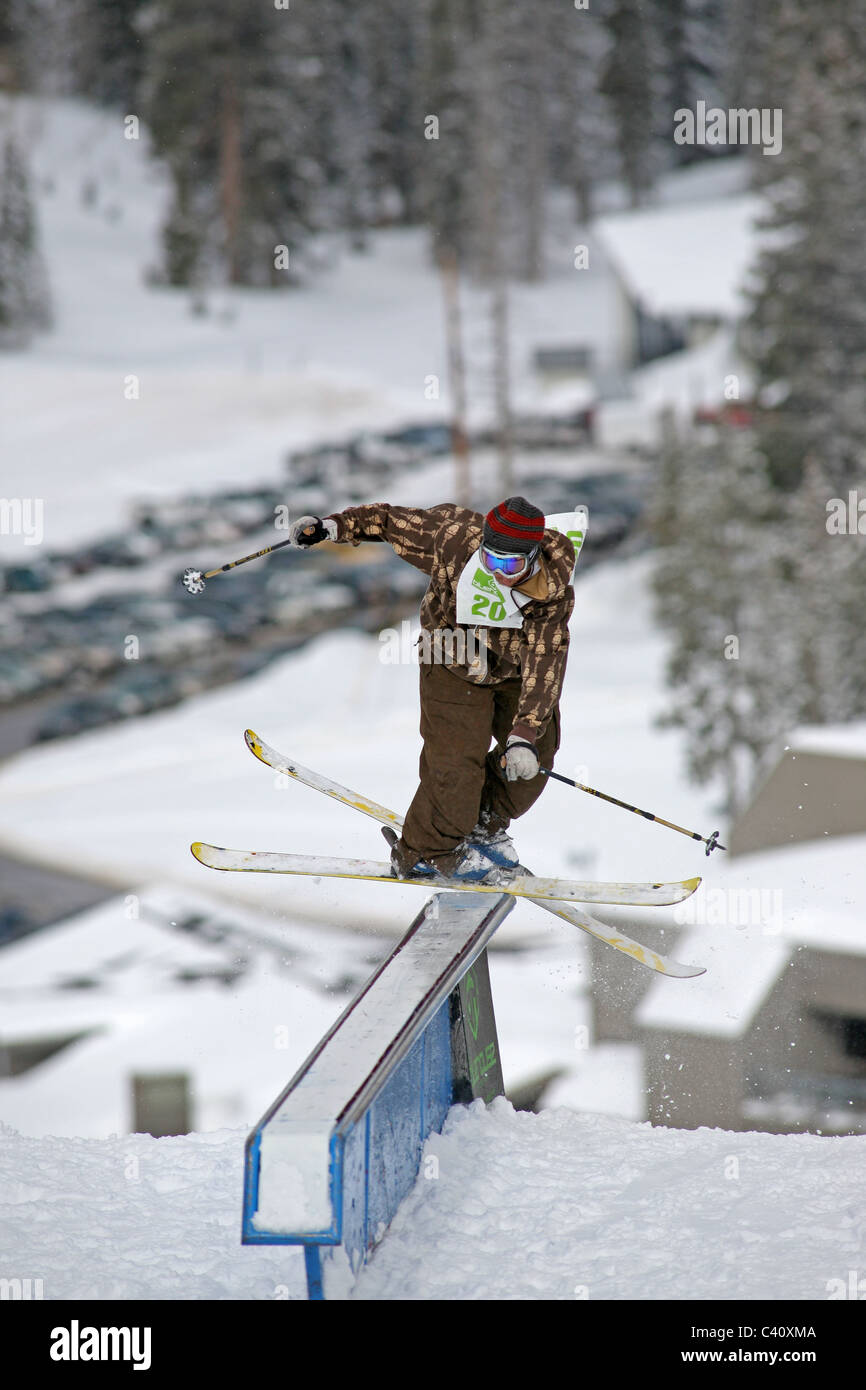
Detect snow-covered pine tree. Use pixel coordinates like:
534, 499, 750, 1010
0, 129, 52, 345
731, 2, 866, 746
0, 2, 19, 90
421, 0, 571, 280
653, 423, 866, 811
652, 0, 730, 166
238, 15, 326, 284
652, 416, 783, 813
305, 0, 429, 245
8, 0, 88, 95
473, 0, 514, 489
419, 0, 480, 264
361, 0, 429, 226
763, 456, 866, 732
743, 2, 866, 493
307, 0, 377, 252
71, 0, 147, 108
597, 0, 660, 206
547, 2, 614, 225
721, 0, 782, 115
487, 0, 550, 283
141, 0, 324, 287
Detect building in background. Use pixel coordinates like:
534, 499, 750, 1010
595, 191, 761, 373
588, 721, 866, 1136
0, 885, 368, 1139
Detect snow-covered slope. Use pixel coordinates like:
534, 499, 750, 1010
0, 96, 617, 556
2, 1099, 863, 1300
354, 1099, 866, 1301
1, 95, 751, 556
0, 1121, 307, 1300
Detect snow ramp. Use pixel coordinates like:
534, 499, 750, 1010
351, 1099, 866, 1301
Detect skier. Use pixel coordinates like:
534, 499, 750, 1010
287, 498, 575, 882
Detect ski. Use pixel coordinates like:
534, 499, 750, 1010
245, 730, 405, 833
189, 840, 699, 906
523, 898, 702, 977
235, 730, 705, 976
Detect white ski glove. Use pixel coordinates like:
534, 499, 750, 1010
288, 515, 338, 548
502, 733, 540, 781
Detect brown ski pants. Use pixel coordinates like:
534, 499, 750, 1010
400, 660, 560, 867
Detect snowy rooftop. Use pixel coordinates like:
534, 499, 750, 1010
0, 882, 389, 1138
787, 720, 866, 761
0, 886, 237, 1002
636, 831, 866, 1038
595, 194, 763, 320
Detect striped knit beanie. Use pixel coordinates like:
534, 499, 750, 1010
483, 496, 545, 554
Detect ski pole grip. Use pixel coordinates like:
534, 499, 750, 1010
499, 739, 539, 771
300, 520, 328, 546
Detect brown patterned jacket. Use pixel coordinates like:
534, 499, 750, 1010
326, 503, 575, 739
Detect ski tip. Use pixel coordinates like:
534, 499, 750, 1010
683, 875, 702, 895
245, 729, 271, 763
190, 841, 229, 869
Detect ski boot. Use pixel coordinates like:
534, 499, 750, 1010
465, 811, 520, 870
443, 841, 516, 883
383, 822, 517, 878
384, 828, 516, 884
465, 828, 520, 871
385, 830, 437, 879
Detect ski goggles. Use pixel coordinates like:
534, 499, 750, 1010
481, 545, 537, 577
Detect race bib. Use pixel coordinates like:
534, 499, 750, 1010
455, 558, 530, 628
454, 507, 589, 628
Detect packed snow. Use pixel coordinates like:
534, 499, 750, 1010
352, 1099, 866, 1301
0, 1122, 308, 1300
2, 1100, 864, 1301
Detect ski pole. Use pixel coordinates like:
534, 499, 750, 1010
181, 524, 323, 594
538, 766, 726, 856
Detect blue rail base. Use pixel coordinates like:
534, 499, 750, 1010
242, 930, 505, 1299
